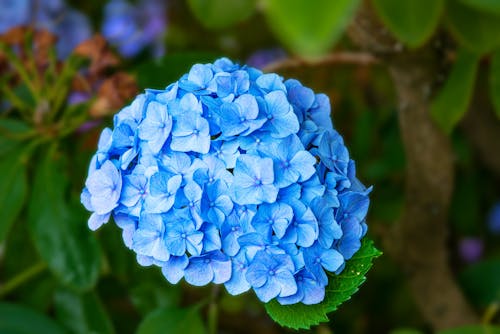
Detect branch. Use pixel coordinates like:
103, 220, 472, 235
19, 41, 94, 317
262, 51, 378, 72
348, 1, 478, 330
461, 80, 500, 176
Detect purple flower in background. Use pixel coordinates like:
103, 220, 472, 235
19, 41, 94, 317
247, 48, 287, 70
488, 202, 500, 234
458, 237, 484, 263
0, 0, 91, 58
102, 0, 167, 58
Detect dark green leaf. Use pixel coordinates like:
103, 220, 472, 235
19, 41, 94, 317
0, 302, 65, 334
430, 50, 479, 134
130, 282, 181, 316
187, 0, 256, 29
458, 0, 500, 16
135, 52, 220, 89
0, 147, 28, 243
459, 259, 500, 307
490, 50, 500, 119
0, 119, 31, 156
263, 0, 361, 58
447, 1, 500, 54
372, 0, 444, 48
265, 239, 382, 329
438, 325, 500, 334
54, 289, 115, 334
136, 306, 205, 334
28, 148, 101, 291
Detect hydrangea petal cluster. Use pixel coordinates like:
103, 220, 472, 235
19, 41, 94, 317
82, 58, 371, 305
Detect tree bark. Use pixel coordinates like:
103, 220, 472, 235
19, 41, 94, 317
348, 2, 478, 330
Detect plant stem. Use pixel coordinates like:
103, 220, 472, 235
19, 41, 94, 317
0, 262, 47, 298
482, 303, 499, 324
208, 285, 220, 334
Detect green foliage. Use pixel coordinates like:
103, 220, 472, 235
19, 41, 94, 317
28, 148, 101, 291
54, 289, 115, 334
390, 330, 424, 334
135, 52, 220, 89
438, 325, 500, 334
0, 144, 28, 243
447, 0, 500, 54
130, 282, 181, 316
372, 0, 444, 48
263, 0, 360, 58
136, 306, 206, 334
264, 239, 382, 329
187, 0, 256, 29
0, 302, 66, 334
457, 0, 500, 15
490, 50, 500, 119
459, 259, 500, 308
0, 119, 32, 155
430, 50, 479, 134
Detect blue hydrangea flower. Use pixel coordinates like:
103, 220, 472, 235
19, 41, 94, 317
82, 57, 371, 305
231, 155, 278, 205
246, 251, 297, 302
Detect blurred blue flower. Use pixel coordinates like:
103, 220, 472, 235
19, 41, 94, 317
247, 48, 287, 70
102, 0, 167, 58
488, 202, 500, 234
0, 0, 30, 34
0, 0, 91, 58
82, 58, 371, 305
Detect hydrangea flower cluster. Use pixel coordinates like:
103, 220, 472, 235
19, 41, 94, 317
81, 58, 371, 305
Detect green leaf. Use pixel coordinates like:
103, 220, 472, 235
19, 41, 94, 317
263, 0, 361, 58
54, 289, 115, 334
438, 325, 500, 334
459, 259, 500, 307
135, 52, 220, 89
0, 119, 32, 156
430, 50, 479, 134
457, 0, 500, 16
372, 0, 444, 48
136, 306, 205, 334
28, 148, 101, 291
0, 147, 28, 243
447, 0, 500, 54
490, 50, 500, 119
0, 302, 65, 334
187, 0, 256, 29
130, 282, 181, 316
265, 238, 382, 329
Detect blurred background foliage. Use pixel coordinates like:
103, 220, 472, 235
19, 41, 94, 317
0, 0, 500, 333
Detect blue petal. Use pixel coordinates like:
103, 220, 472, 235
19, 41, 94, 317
254, 279, 281, 302
184, 256, 214, 286
161, 255, 189, 284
